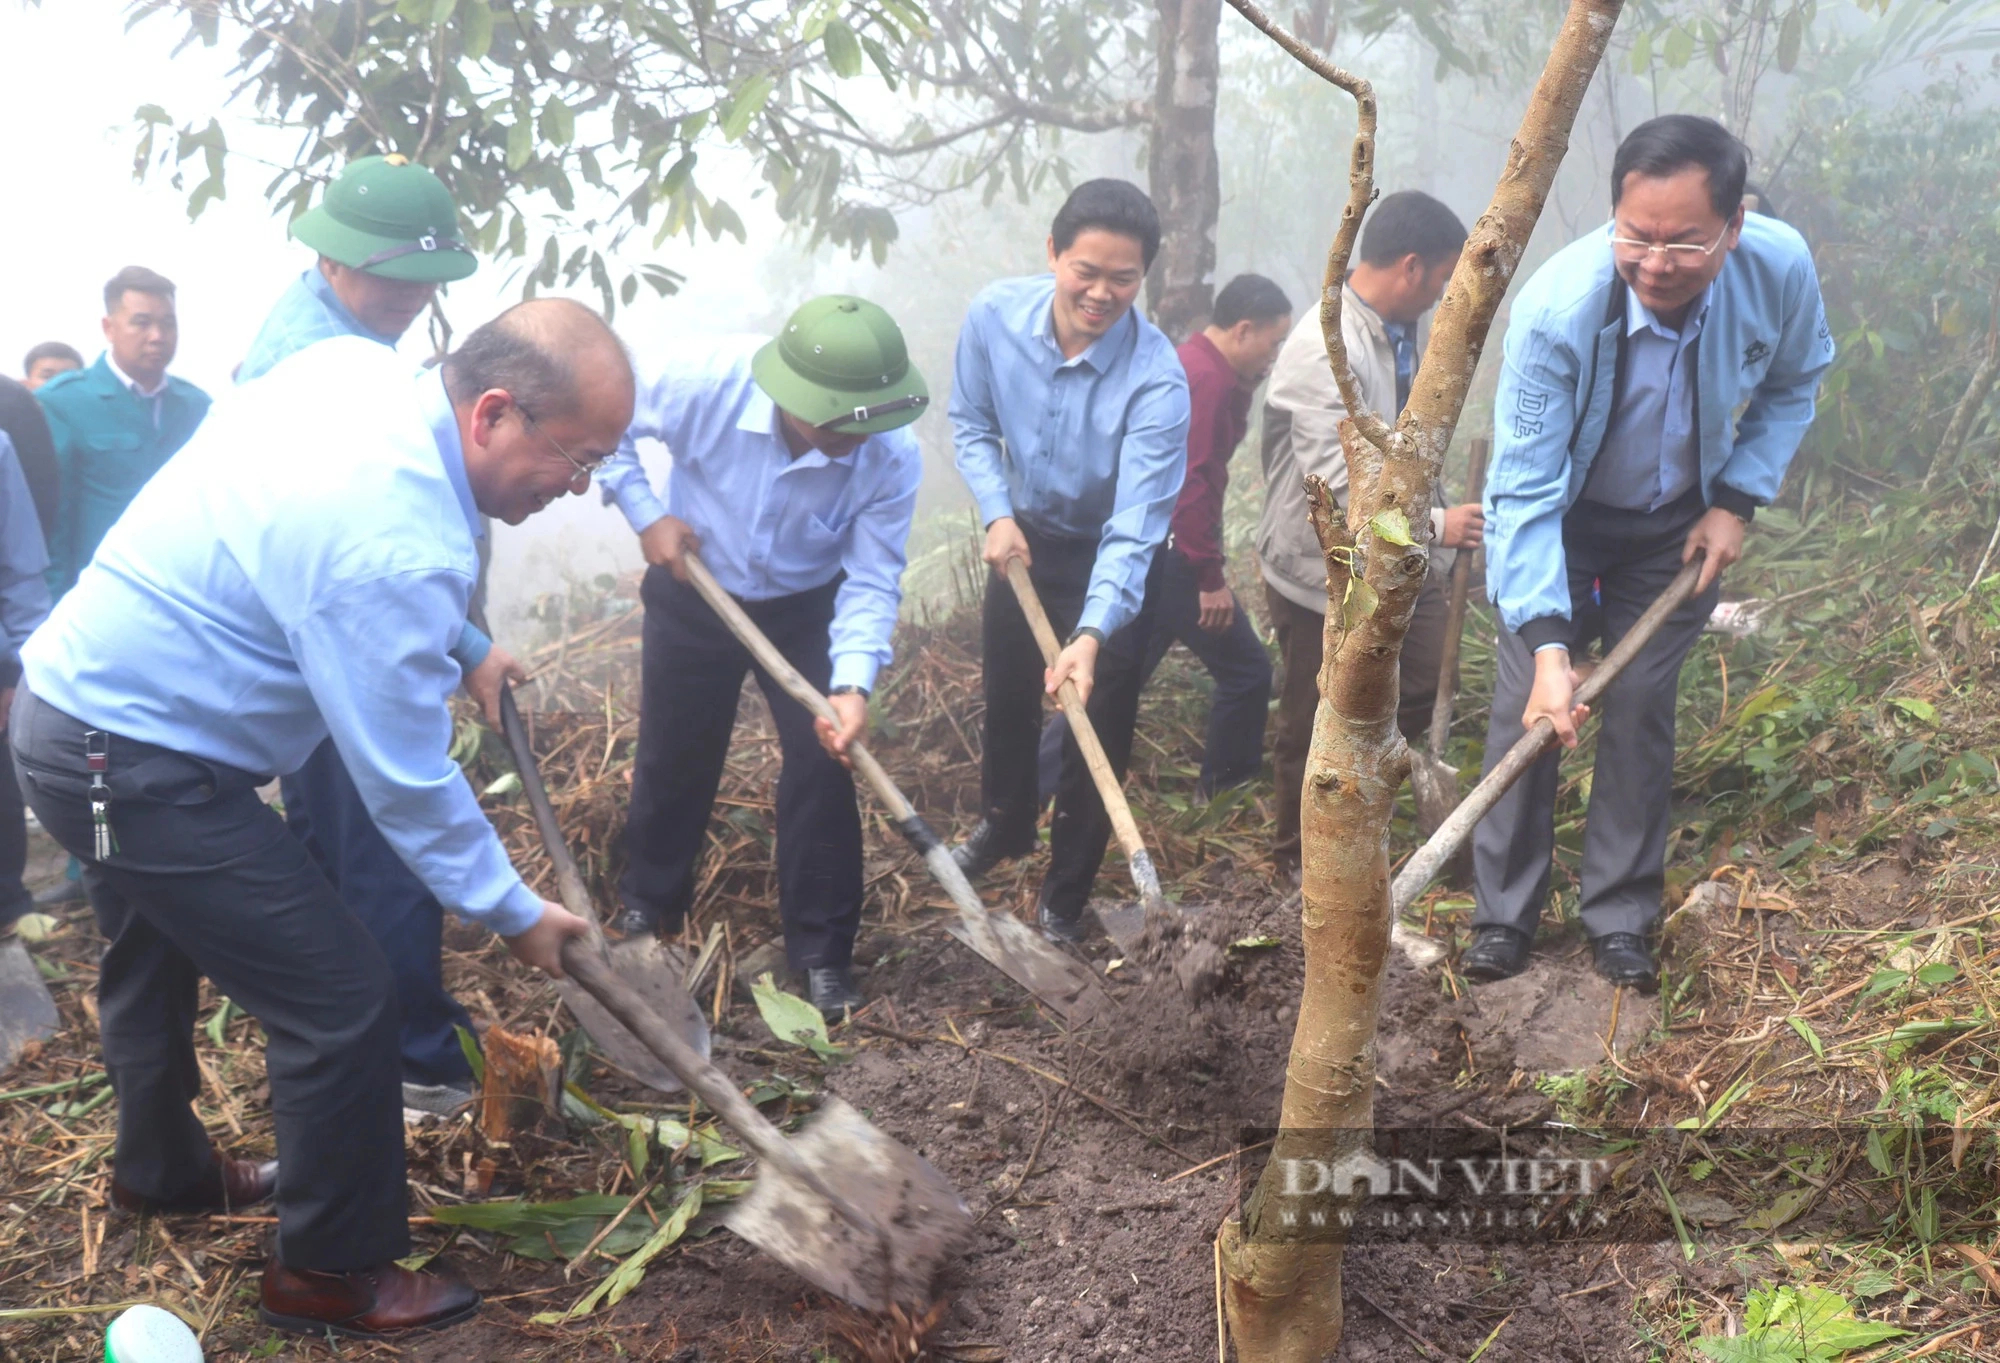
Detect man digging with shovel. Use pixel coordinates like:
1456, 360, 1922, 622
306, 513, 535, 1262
8, 301, 624, 1337
1463, 116, 1834, 992
598, 295, 927, 1019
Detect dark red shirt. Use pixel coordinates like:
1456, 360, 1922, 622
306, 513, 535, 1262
1168, 332, 1253, 592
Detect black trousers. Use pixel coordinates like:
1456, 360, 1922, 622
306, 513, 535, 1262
979, 525, 1160, 917
1036, 547, 1272, 800
1472, 492, 1720, 939
282, 742, 472, 1085
0, 752, 32, 927
10, 689, 407, 1271
617, 568, 862, 971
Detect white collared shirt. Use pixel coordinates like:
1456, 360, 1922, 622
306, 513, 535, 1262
103, 353, 170, 429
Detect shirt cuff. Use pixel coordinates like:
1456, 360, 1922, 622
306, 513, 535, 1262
1077, 597, 1116, 637
481, 880, 546, 938
613, 480, 670, 534
974, 488, 1016, 529
1430, 506, 1448, 542
451, 621, 492, 672
829, 651, 882, 694
1517, 615, 1572, 653
1710, 484, 1759, 522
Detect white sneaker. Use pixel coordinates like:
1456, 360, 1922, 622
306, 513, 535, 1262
401, 1080, 476, 1119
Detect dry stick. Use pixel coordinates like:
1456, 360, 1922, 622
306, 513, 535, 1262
1392, 556, 1705, 918
1001, 557, 1166, 912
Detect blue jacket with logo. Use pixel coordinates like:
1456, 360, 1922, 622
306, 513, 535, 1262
1484, 214, 1835, 640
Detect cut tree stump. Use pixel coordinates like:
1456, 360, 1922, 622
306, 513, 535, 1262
480, 1024, 563, 1141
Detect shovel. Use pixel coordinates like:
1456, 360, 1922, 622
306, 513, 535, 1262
495, 684, 712, 1093
501, 685, 972, 1310
1002, 557, 1170, 946
1409, 437, 1490, 837
1390, 555, 1707, 948
680, 552, 1113, 1026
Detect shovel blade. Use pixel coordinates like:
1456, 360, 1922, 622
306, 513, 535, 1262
556, 937, 711, 1094
0, 936, 59, 1075
939, 911, 1113, 1026
723, 1096, 971, 1313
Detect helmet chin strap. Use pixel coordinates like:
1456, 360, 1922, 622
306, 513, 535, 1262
816, 393, 929, 432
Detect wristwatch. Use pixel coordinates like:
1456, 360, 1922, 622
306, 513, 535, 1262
828, 684, 870, 699
1066, 626, 1105, 647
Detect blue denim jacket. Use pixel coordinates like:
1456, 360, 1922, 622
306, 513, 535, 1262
1484, 213, 1835, 639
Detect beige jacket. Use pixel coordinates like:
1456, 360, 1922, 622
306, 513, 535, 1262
1256, 285, 1449, 613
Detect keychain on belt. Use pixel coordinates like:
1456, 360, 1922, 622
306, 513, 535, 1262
85, 730, 117, 861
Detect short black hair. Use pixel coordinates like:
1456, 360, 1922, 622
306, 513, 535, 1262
22, 341, 83, 376
1211, 274, 1294, 328
1050, 179, 1162, 269
1612, 115, 1748, 219
1358, 191, 1468, 268
103, 266, 177, 315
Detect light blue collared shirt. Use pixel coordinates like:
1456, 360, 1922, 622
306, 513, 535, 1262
1585, 285, 1710, 513
20, 339, 542, 936
948, 275, 1191, 636
0, 432, 51, 685
597, 335, 921, 693
236, 266, 491, 671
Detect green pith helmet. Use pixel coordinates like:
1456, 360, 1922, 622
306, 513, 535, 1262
292, 154, 477, 283
752, 295, 929, 435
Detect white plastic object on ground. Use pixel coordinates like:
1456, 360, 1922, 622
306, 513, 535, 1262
104, 1304, 203, 1363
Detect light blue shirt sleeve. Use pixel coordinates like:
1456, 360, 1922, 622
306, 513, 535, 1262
948, 306, 1017, 528
599, 434, 669, 533
1080, 375, 1190, 636
1486, 306, 1587, 635
288, 567, 543, 937
451, 620, 492, 672
1717, 253, 1835, 503
830, 433, 921, 692
0, 434, 51, 675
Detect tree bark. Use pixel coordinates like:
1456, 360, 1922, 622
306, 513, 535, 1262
1214, 1, 1625, 1357
1147, 0, 1223, 340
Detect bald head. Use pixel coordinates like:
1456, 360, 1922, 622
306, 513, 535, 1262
448, 299, 637, 525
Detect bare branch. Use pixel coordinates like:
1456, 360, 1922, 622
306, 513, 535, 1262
1220, 0, 1392, 454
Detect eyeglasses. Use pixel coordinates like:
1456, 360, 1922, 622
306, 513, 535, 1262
1607, 222, 1731, 263
514, 401, 606, 484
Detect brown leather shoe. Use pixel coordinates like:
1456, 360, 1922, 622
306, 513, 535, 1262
111, 1150, 278, 1213
259, 1262, 481, 1337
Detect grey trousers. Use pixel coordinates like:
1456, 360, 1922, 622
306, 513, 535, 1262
1471, 495, 1719, 939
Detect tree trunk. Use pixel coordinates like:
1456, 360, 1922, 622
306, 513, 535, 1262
1214, 1, 1625, 1357
1147, 0, 1222, 340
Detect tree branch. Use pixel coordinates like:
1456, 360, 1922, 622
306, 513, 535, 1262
1220, 0, 1392, 454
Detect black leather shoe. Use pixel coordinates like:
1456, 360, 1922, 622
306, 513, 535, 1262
950, 819, 1034, 878
1459, 925, 1532, 982
1590, 932, 1659, 992
1037, 893, 1089, 946
807, 966, 865, 1017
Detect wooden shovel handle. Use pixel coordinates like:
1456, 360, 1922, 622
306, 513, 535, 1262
1001, 557, 1150, 866
1425, 436, 1489, 762
497, 683, 602, 934
680, 553, 920, 828
1392, 554, 1706, 916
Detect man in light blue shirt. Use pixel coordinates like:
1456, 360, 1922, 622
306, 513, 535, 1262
598, 296, 926, 1016
947, 179, 1191, 942
1464, 116, 1834, 992
10, 302, 630, 1338
0, 432, 50, 934
239, 154, 524, 1116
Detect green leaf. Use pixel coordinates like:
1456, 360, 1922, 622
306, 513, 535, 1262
1888, 697, 1937, 725
533, 1184, 703, 1323
204, 999, 240, 1048
1787, 1016, 1826, 1060
134, 103, 171, 124
1848, 1269, 1897, 1299
462, 0, 494, 62
432, 1193, 631, 1236
627, 1118, 650, 1179
505, 117, 532, 171
822, 18, 863, 78
11, 913, 57, 943
1368, 507, 1416, 547
481, 771, 522, 798
1775, 7, 1804, 73
1229, 935, 1282, 951
1339, 577, 1379, 631
750, 972, 844, 1059
541, 96, 575, 148
1915, 961, 1958, 987
721, 74, 775, 141
1739, 1185, 1813, 1233
1663, 24, 1694, 67
456, 1025, 486, 1084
